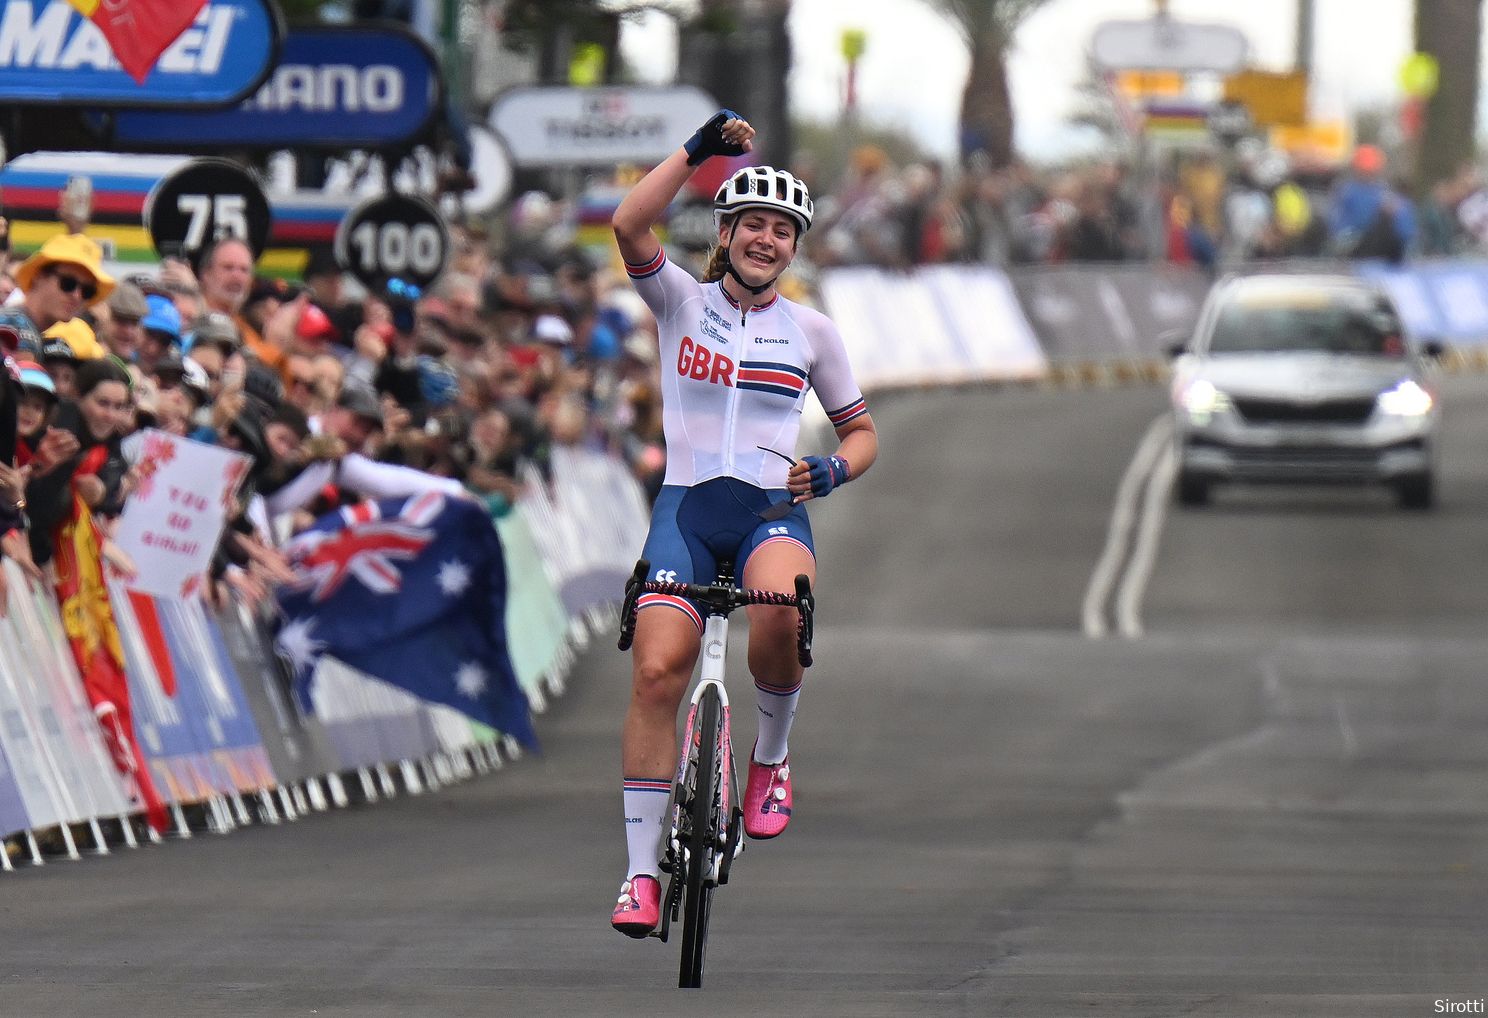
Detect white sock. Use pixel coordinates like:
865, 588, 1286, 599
753, 679, 801, 765
623, 778, 670, 879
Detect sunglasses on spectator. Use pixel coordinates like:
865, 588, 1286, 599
49, 269, 97, 301
290, 375, 317, 391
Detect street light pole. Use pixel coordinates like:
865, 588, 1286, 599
1295, 0, 1314, 75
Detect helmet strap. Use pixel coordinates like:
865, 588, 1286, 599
720, 218, 779, 297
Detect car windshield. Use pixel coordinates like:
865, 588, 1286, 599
1208, 293, 1406, 357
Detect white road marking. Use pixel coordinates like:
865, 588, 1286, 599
1081, 414, 1172, 637
1114, 438, 1178, 638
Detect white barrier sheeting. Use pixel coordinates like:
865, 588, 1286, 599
819, 266, 1048, 388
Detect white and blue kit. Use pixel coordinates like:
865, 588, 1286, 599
625, 247, 868, 629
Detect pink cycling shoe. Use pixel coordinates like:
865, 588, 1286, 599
743, 753, 792, 839
611, 875, 661, 938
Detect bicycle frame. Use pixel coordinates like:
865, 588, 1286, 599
671, 614, 740, 887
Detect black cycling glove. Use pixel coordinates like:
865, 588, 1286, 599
684, 109, 746, 166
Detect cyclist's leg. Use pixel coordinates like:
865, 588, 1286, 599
621, 487, 709, 892
738, 504, 815, 840
741, 534, 816, 759
624, 608, 702, 784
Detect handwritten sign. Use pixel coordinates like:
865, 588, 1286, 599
114, 431, 250, 600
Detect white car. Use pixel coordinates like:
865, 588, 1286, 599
1170, 274, 1442, 509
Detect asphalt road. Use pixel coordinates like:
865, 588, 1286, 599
5, 376, 1488, 1016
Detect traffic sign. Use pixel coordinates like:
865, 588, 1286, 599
1223, 69, 1308, 128
489, 85, 717, 167
334, 193, 449, 291
1092, 18, 1248, 73
144, 158, 271, 261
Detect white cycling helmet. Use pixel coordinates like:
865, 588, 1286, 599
713, 166, 814, 235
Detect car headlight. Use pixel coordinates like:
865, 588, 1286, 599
1376, 379, 1434, 417
1177, 379, 1232, 419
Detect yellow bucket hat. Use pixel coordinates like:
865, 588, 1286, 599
43, 317, 107, 360
17, 233, 116, 305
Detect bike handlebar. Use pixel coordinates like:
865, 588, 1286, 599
617, 559, 815, 667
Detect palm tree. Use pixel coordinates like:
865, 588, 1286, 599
916, 0, 1051, 168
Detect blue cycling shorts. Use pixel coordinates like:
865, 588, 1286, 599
637, 477, 815, 631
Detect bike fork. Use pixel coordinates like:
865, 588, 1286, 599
669, 616, 743, 881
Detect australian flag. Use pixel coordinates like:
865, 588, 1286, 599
274, 492, 537, 749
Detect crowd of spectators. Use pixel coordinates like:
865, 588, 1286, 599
0, 203, 668, 611
798, 140, 1488, 272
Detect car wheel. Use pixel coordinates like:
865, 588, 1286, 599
1396, 473, 1435, 511
1176, 472, 1211, 507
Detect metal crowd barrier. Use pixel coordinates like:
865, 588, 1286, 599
0, 447, 648, 865
819, 259, 1488, 389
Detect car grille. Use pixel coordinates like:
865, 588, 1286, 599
1231, 396, 1376, 425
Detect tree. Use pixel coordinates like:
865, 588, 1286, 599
1414, 0, 1481, 194
677, 0, 793, 168
915, 0, 1051, 168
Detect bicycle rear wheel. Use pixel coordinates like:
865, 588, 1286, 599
679, 685, 722, 988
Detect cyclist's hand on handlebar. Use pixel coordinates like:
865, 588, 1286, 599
684, 110, 754, 166
790, 455, 851, 502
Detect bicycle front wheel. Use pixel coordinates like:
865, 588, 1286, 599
679, 685, 722, 989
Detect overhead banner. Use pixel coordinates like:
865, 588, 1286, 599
489, 85, 716, 167
112, 24, 442, 151
0, 0, 281, 106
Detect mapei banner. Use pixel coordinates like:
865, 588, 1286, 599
0, 0, 280, 106
113, 25, 443, 151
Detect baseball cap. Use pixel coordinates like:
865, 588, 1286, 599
189, 311, 240, 353
43, 317, 106, 359
41, 337, 79, 363
142, 293, 182, 341
107, 281, 149, 320
533, 313, 574, 345
14, 359, 56, 400
337, 383, 383, 425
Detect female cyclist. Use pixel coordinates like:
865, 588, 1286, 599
610, 111, 878, 937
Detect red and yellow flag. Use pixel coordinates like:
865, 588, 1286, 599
55, 470, 169, 835
66, 0, 208, 85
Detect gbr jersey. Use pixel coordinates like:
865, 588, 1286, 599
625, 248, 868, 489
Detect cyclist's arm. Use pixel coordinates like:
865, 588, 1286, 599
830, 413, 878, 481
612, 148, 695, 267
612, 113, 754, 264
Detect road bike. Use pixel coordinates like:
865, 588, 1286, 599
618, 557, 814, 988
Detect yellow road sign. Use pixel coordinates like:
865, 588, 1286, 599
1223, 69, 1308, 127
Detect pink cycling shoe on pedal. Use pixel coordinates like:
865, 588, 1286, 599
744, 753, 792, 839
611, 875, 662, 937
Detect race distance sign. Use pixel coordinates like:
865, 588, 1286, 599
143, 158, 272, 261
333, 193, 449, 292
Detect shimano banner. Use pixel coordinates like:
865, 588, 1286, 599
0, 0, 280, 106
113, 25, 441, 151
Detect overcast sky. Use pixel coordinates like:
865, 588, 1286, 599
621, 0, 1423, 159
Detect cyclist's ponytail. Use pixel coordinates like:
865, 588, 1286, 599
701, 242, 730, 283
